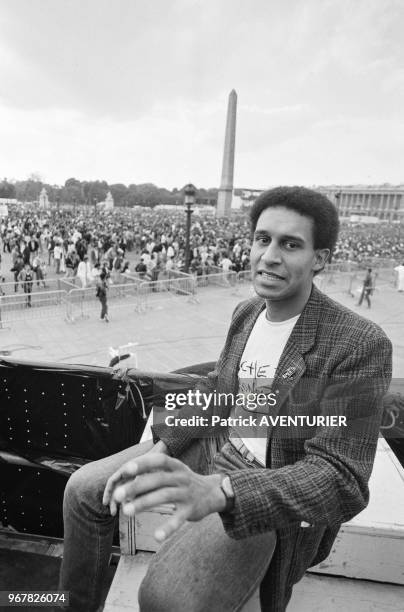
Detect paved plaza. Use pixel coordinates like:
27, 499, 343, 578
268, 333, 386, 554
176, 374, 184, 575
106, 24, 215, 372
0, 275, 403, 381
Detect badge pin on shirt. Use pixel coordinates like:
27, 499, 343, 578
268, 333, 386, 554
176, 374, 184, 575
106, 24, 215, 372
282, 367, 297, 380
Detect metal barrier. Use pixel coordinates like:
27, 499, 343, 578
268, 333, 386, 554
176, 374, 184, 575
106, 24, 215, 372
314, 266, 396, 297
4, 263, 397, 328
314, 270, 358, 295
205, 265, 224, 274
0, 277, 79, 296
358, 257, 398, 269
325, 261, 359, 273
237, 270, 252, 284
67, 280, 144, 321
138, 276, 198, 311
57, 277, 81, 292
0, 289, 68, 326
167, 270, 195, 282
348, 267, 397, 295
195, 271, 238, 289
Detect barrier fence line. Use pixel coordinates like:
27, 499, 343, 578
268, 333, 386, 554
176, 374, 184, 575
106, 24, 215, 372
0, 289, 69, 324
0, 277, 79, 296
67, 280, 145, 321
314, 266, 397, 296
1, 265, 399, 327
138, 275, 198, 311
237, 270, 252, 283
195, 271, 238, 289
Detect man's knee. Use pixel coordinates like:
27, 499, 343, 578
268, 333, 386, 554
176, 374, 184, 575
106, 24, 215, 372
63, 461, 104, 514
63, 442, 150, 516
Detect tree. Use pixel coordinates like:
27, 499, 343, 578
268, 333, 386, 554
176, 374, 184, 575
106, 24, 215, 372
62, 178, 83, 204
14, 178, 43, 202
0, 178, 16, 198
109, 183, 128, 206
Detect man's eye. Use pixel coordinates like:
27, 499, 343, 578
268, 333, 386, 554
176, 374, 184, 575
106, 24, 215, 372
255, 236, 269, 245
284, 241, 298, 249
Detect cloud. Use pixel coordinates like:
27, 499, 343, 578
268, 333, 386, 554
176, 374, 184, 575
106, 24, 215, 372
0, 0, 403, 187
240, 104, 308, 116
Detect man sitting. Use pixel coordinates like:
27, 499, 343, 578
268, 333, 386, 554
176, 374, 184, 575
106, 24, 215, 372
59, 187, 392, 611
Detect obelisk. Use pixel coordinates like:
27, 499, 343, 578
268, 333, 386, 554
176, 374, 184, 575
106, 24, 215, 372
216, 89, 237, 217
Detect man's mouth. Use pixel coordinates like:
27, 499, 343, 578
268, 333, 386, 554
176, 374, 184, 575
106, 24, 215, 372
257, 271, 285, 280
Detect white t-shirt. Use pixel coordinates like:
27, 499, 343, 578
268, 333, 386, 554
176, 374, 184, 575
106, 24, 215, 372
233, 310, 300, 466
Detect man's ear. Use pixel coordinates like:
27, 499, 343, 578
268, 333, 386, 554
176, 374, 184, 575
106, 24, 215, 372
313, 249, 330, 274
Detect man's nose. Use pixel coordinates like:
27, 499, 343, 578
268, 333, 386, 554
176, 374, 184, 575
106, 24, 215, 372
260, 242, 282, 264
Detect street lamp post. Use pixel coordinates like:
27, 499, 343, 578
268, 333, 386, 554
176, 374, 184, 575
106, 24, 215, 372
184, 184, 196, 273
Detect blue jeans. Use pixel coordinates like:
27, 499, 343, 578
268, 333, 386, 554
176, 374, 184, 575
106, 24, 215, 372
59, 439, 276, 611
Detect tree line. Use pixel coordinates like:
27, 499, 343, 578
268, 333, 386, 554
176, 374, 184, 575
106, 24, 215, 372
0, 176, 218, 208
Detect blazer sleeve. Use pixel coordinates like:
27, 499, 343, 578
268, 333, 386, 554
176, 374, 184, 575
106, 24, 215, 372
220, 333, 393, 539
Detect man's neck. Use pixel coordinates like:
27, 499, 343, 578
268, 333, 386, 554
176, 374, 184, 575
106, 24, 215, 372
265, 287, 312, 322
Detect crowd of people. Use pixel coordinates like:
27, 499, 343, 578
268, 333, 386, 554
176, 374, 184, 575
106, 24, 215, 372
1, 203, 404, 296
0, 204, 251, 291
333, 224, 404, 263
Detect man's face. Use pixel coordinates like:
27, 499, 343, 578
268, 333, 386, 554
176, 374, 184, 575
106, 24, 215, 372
251, 206, 329, 311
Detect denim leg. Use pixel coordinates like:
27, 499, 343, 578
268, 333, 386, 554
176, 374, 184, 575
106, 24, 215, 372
59, 440, 154, 612
138, 441, 276, 612
139, 513, 275, 612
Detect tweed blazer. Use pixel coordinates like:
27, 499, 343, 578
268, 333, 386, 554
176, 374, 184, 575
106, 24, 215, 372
152, 285, 392, 610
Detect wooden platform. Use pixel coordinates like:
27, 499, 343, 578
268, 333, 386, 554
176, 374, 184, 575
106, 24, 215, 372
310, 438, 404, 584
103, 550, 404, 612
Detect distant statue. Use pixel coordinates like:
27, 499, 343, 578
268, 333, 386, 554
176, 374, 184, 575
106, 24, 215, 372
39, 188, 49, 209
103, 191, 114, 210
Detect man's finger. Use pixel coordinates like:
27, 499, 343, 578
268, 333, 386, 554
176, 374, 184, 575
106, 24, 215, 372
124, 452, 182, 476
155, 511, 188, 542
102, 459, 139, 505
121, 487, 184, 516
113, 470, 188, 504
102, 440, 156, 505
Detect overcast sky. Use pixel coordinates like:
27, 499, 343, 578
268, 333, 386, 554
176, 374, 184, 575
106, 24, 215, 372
1, 0, 403, 189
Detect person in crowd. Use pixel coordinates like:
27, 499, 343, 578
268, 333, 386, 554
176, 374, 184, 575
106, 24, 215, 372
356, 267, 374, 308
96, 270, 109, 323
53, 240, 63, 274
135, 257, 147, 279
65, 250, 77, 278
18, 262, 34, 307
28, 234, 39, 259
77, 255, 92, 288
394, 261, 404, 292
112, 248, 124, 284
31, 254, 47, 288
90, 261, 102, 284
11, 252, 24, 292
22, 241, 31, 265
